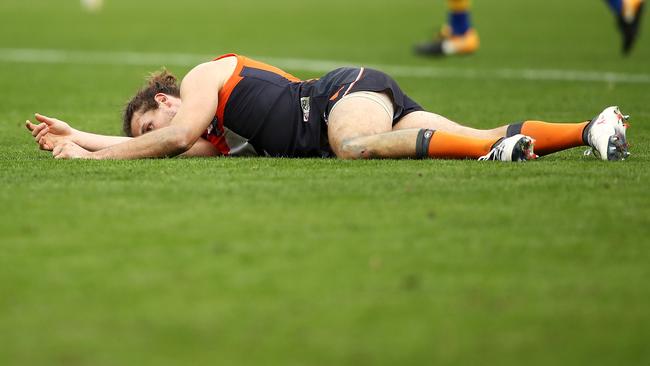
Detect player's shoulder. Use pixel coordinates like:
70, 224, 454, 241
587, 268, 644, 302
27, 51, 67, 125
181, 56, 238, 91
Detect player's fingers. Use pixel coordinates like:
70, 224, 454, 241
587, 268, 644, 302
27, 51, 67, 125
38, 136, 53, 151
30, 123, 43, 136
31, 123, 46, 137
35, 113, 55, 126
25, 120, 37, 132
35, 113, 47, 123
35, 126, 49, 142
53, 144, 63, 156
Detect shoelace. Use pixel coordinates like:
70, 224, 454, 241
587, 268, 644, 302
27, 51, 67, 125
478, 141, 505, 161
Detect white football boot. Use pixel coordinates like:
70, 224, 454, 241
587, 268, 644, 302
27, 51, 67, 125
583, 106, 630, 161
478, 134, 538, 162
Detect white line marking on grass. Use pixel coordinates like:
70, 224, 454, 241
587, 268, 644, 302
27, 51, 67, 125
1, 48, 649, 84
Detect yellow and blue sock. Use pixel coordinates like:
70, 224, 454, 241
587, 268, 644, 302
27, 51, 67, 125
448, 0, 472, 35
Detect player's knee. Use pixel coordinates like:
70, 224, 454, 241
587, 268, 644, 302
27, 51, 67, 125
336, 138, 374, 160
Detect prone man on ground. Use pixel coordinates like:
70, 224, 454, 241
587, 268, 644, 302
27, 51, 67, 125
26, 53, 630, 162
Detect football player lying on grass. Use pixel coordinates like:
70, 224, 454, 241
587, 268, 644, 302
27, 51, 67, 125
26, 53, 630, 161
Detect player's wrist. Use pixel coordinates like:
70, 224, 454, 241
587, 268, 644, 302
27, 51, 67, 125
70, 127, 82, 142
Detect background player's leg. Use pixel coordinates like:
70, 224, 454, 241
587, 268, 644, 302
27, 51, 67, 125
414, 0, 479, 56
604, 0, 645, 54
448, 0, 473, 36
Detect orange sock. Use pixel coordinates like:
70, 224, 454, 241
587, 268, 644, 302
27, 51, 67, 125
416, 129, 498, 159
507, 120, 589, 156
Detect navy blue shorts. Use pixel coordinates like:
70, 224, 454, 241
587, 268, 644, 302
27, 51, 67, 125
312, 67, 424, 124
248, 67, 423, 157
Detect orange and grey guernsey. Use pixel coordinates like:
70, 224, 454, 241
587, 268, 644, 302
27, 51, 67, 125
203, 53, 423, 157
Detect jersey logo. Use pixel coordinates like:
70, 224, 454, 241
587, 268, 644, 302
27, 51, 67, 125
300, 97, 310, 122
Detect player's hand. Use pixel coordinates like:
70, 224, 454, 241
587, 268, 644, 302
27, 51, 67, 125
25, 113, 74, 151
52, 141, 92, 159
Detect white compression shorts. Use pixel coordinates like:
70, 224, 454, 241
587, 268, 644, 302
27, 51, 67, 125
329, 91, 395, 121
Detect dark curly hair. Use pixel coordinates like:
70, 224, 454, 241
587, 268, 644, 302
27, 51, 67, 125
122, 68, 180, 137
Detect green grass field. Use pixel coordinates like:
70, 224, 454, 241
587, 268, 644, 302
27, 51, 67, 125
1, 0, 649, 365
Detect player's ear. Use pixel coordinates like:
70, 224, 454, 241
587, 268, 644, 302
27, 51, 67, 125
154, 93, 169, 106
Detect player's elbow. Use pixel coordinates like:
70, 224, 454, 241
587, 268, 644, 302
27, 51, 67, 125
172, 136, 192, 153
167, 127, 195, 155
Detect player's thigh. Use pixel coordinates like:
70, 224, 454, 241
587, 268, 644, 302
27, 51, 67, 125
393, 111, 463, 131
394, 110, 506, 139
327, 92, 394, 155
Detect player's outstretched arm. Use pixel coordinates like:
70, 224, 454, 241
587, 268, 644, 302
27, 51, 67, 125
46, 63, 221, 160
26, 113, 219, 158
26, 113, 130, 152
